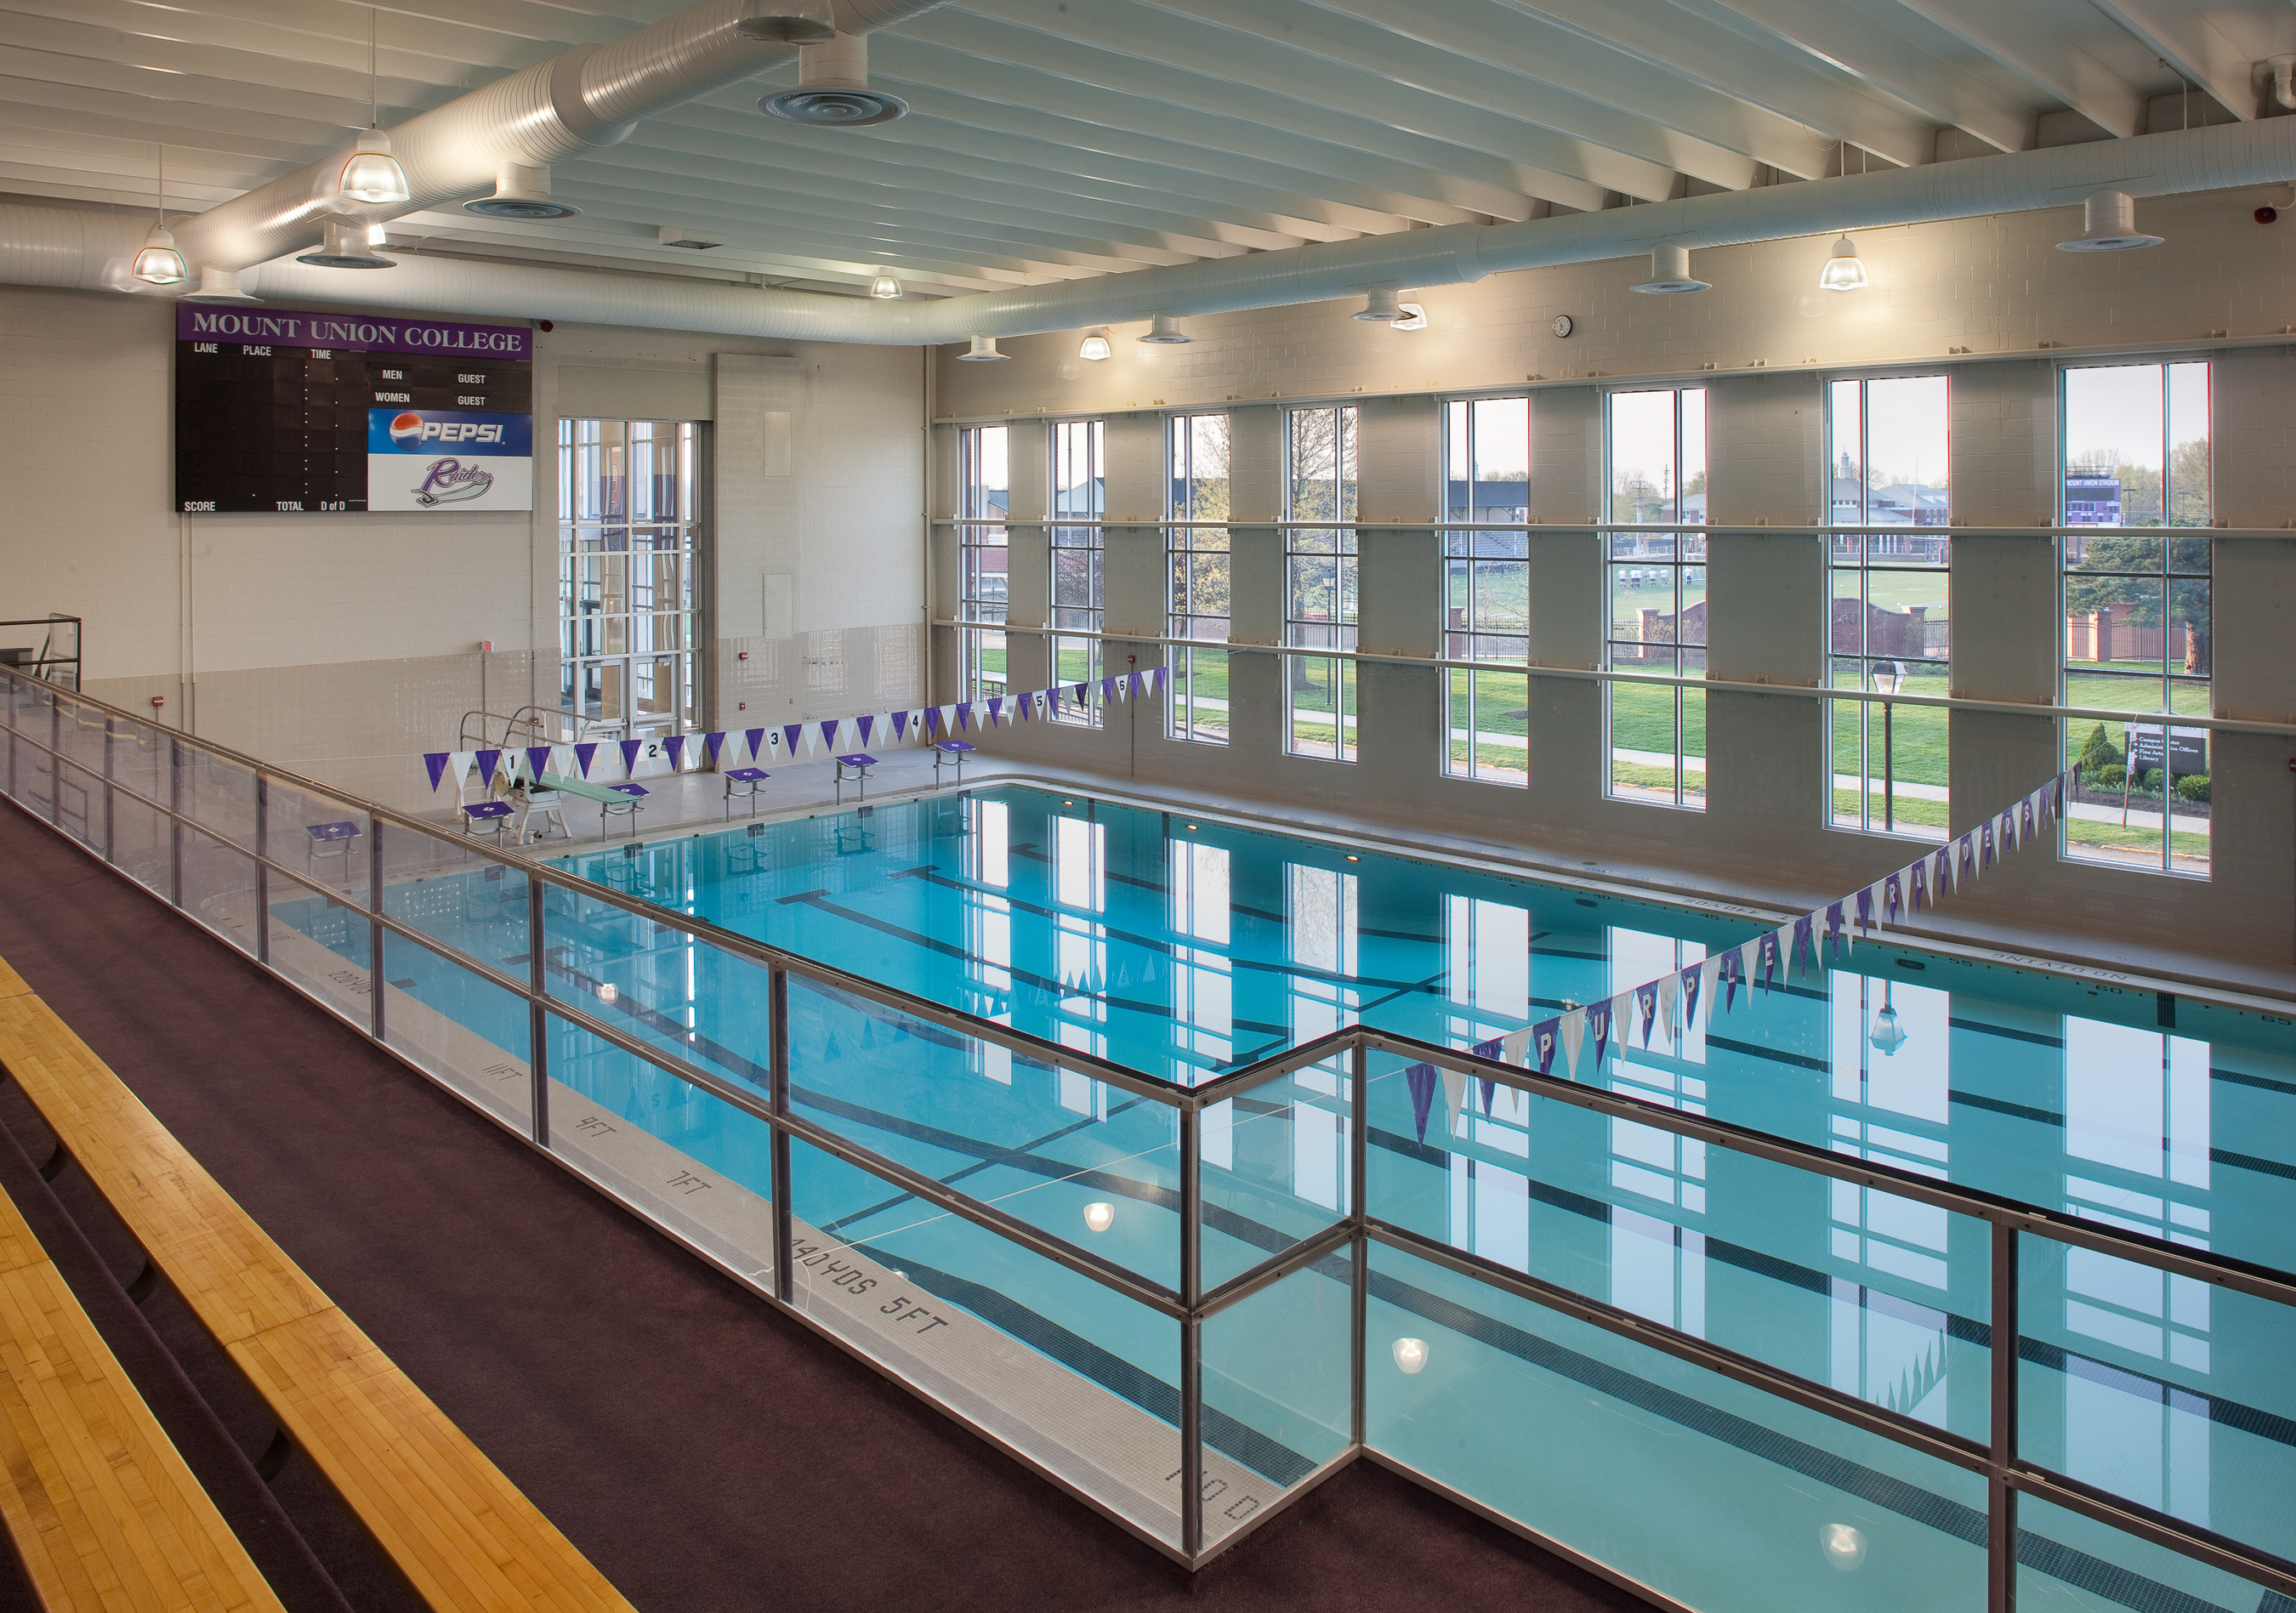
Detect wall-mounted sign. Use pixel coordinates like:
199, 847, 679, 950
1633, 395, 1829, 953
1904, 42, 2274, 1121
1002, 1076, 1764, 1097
173, 306, 534, 514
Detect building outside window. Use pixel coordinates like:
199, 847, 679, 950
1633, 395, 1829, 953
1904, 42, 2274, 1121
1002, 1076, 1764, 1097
1168, 413, 1231, 744
2060, 362, 2211, 877
559, 418, 698, 743
1050, 419, 1105, 725
1605, 389, 1706, 808
958, 425, 1009, 703
1443, 397, 1531, 787
1826, 375, 1951, 840
1285, 406, 1359, 762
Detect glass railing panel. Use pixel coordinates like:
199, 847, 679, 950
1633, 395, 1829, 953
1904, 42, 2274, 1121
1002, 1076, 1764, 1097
787, 974, 1180, 1292
1199, 1057, 1355, 1292
264, 870, 374, 1028
1365, 1048, 1994, 1444
8, 724, 57, 821
106, 717, 171, 809
108, 787, 172, 899
377, 821, 530, 979
787, 1133, 1183, 1548
179, 748, 258, 850
539, 882, 776, 1093
179, 828, 258, 954
378, 929, 532, 1130
1200, 1250, 1353, 1548
259, 780, 372, 904
1367, 1238, 1988, 1611
2014, 1491, 2290, 1613
544, 1012, 776, 1290
50, 755, 102, 855
53, 694, 107, 781
2017, 1231, 2296, 1564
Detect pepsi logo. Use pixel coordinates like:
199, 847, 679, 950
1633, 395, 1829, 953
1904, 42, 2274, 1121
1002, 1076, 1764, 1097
384, 413, 507, 449
389, 411, 425, 448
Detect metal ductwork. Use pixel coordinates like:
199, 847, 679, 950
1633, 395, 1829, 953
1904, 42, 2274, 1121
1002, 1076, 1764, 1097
99, 0, 948, 277
5, 111, 2296, 347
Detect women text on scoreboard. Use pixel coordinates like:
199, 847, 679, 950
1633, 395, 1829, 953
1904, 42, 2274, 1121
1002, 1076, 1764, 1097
173, 306, 534, 514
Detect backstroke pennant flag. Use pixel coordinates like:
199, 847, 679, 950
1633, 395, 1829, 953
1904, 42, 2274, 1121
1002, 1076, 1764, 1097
573, 742, 598, 778
745, 727, 766, 763
1588, 999, 1612, 1071
1791, 913, 1817, 977
819, 719, 841, 753
663, 735, 687, 772
1719, 946, 1743, 1012
1532, 1018, 1561, 1075
423, 753, 450, 792
1679, 963, 1704, 1035
1153, 665, 1168, 696
1755, 933, 1779, 994
1635, 983, 1659, 1047
1406, 1064, 1438, 1144
782, 724, 805, 758
891, 712, 911, 742
986, 696, 1005, 728
474, 748, 502, 787
1558, 1011, 1586, 1077
526, 746, 553, 782
1441, 1066, 1468, 1133
1657, 973, 1679, 1049
703, 731, 726, 765
618, 739, 643, 776
856, 715, 876, 746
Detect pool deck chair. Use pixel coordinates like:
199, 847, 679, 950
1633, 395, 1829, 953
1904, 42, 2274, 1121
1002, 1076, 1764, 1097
305, 819, 361, 878
933, 740, 974, 786
516, 787, 569, 844
724, 767, 769, 819
540, 772, 645, 837
833, 754, 878, 804
460, 800, 514, 838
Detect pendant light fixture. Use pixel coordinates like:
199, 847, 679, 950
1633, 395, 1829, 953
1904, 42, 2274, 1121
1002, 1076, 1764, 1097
1819, 236, 1868, 292
337, 9, 411, 207
132, 145, 188, 286
1391, 300, 1428, 332
1077, 327, 1111, 361
867, 271, 901, 299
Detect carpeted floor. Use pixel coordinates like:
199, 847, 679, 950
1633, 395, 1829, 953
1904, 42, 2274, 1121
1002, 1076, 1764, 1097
0, 794, 1651, 1613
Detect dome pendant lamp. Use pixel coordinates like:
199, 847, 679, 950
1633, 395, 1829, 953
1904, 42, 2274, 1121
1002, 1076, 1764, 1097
867, 271, 902, 299
1077, 327, 1111, 361
337, 9, 411, 207
132, 145, 188, 286
1819, 236, 1868, 292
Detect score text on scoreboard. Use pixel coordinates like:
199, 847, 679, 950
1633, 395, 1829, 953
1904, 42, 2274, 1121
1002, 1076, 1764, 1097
173, 306, 535, 514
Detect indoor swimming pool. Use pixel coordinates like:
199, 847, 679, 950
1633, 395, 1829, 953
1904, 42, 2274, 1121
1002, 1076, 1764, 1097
7, 681, 2288, 1613
268, 783, 2296, 1610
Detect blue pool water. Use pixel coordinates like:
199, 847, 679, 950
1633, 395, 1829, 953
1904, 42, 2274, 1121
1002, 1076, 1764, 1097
274, 785, 2296, 1608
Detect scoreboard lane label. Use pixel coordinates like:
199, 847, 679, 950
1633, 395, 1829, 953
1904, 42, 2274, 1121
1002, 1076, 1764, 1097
174, 305, 534, 514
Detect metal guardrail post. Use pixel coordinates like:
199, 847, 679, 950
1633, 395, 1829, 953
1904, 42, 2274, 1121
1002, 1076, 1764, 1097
168, 736, 184, 909
367, 824, 386, 1044
1180, 1099, 1202, 1560
1350, 1038, 1368, 1451
529, 876, 550, 1149
770, 967, 793, 1305
253, 776, 270, 966
1990, 1219, 2020, 1613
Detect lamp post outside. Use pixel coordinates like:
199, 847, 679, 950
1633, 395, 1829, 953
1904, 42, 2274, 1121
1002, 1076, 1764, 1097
1872, 660, 1902, 832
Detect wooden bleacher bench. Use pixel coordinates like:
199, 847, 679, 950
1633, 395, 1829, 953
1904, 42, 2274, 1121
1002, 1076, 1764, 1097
0, 964, 638, 1613
0, 1146, 285, 1611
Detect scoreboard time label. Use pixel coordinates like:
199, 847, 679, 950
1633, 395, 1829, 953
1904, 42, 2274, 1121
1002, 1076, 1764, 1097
173, 306, 535, 514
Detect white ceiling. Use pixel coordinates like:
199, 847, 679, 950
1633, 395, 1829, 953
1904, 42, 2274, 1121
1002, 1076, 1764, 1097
4, 0, 2293, 298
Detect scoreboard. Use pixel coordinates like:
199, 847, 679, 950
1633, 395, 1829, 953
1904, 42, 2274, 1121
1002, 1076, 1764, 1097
173, 305, 534, 514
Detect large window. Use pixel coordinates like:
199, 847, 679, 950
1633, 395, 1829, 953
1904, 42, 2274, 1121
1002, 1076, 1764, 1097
1827, 376, 1950, 840
1168, 413, 1231, 744
1049, 420, 1105, 725
558, 419, 698, 742
1443, 397, 1531, 787
1285, 406, 1359, 762
2060, 363, 2211, 877
1605, 389, 1706, 808
958, 425, 1009, 703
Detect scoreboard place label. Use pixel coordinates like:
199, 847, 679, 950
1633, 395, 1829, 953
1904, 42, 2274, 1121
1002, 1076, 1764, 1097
173, 306, 534, 514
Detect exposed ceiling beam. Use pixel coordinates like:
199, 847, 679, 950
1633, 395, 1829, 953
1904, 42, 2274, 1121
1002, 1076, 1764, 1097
1492, 0, 1939, 166
1685, 0, 2034, 153
1889, 0, 2146, 137
2085, 0, 2258, 121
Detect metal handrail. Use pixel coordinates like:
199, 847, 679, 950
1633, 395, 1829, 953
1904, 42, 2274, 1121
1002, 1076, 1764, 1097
5, 662, 2291, 1597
